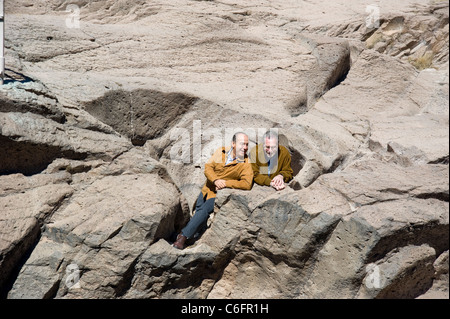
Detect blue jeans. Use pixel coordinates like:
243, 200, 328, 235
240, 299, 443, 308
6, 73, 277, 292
181, 192, 215, 239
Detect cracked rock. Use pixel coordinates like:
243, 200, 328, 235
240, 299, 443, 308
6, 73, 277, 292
1, 0, 448, 299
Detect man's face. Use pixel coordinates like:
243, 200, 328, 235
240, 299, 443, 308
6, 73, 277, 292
233, 134, 249, 159
263, 137, 278, 158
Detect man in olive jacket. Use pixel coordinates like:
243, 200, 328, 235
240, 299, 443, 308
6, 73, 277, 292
249, 131, 293, 191
173, 132, 253, 249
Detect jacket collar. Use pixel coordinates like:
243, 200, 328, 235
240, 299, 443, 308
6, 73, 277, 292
222, 146, 248, 164
257, 144, 280, 164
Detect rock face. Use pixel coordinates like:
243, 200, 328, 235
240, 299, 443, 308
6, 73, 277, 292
1, 0, 448, 299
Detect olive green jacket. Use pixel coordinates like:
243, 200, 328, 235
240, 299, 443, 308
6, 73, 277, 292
249, 145, 293, 186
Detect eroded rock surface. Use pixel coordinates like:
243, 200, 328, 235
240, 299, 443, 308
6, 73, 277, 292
1, 0, 448, 299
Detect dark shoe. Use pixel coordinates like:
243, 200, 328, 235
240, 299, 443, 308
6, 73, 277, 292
173, 234, 187, 250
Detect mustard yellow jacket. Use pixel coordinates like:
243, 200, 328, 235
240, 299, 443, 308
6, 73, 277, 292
201, 146, 253, 200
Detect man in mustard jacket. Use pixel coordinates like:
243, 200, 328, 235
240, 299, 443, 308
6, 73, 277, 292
249, 131, 293, 191
173, 132, 253, 249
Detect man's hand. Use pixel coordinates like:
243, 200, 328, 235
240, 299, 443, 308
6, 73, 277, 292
214, 179, 227, 191
270, 174, 285, 191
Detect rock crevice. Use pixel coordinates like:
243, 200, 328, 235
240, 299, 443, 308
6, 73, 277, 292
1, 0, 448, 299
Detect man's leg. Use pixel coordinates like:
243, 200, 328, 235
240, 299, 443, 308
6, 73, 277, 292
181, 193, 215, 239
173, 192, 215, 249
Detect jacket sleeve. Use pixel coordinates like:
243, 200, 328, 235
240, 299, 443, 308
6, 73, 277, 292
250, 146, 272, 186
225, 163, 253, 190
278, 147, 294, 182
204, 148, 221, 183
252, 164, 272, 186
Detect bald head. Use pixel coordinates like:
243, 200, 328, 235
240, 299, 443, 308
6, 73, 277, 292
232, 132, 249, 159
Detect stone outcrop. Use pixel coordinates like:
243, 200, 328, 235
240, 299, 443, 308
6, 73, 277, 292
1, 0, 448, 299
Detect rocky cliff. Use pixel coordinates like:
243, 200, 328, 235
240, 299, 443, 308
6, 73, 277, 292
1, 0, 448, 299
